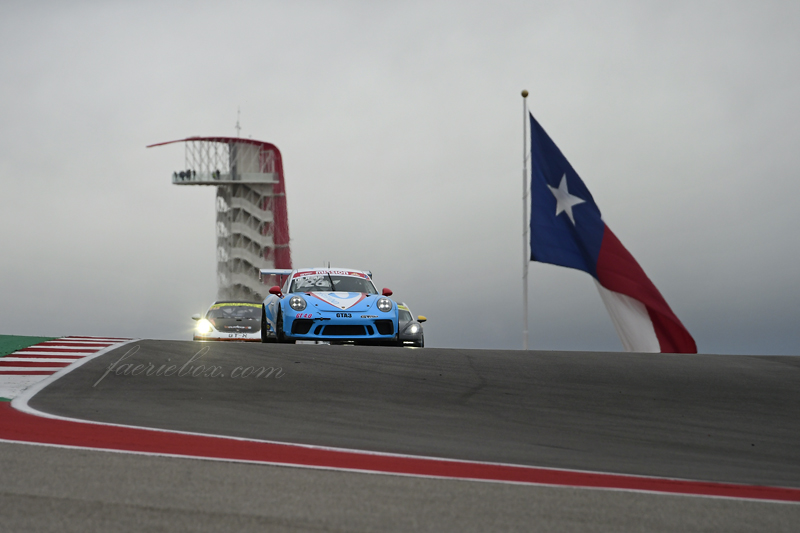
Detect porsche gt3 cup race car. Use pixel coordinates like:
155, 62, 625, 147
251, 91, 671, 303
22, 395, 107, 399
192, 301, 263, 342
259, 268, 399, 345
397, 302, 427, 347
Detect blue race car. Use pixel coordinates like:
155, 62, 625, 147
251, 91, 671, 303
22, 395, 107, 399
259, 268, 399, 345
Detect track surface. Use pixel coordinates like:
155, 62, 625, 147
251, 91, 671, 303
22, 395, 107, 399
2, 440, 798, 533
28, 341, 800, 488
4, 340, 800, 532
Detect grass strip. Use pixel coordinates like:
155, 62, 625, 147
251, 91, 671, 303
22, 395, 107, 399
0, 335, 59, 357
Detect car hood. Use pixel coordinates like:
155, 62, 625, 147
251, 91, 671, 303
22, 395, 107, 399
210, 318, 260, 333
304, 292, 378, 312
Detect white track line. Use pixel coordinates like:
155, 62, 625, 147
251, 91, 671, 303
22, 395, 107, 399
6, 339, 799, 505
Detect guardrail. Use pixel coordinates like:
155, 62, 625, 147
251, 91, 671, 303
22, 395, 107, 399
172, 171, 278, 185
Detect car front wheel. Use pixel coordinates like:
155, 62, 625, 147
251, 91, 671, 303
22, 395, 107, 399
276, 310, 293, 344
261, 307, 275, 344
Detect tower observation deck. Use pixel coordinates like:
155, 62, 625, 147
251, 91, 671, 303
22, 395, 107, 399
148, 136, 292, 301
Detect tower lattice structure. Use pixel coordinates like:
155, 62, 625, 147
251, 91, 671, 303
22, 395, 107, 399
149, 136, 292, 300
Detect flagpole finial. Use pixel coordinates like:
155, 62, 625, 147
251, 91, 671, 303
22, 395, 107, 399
521, 90, 528, 98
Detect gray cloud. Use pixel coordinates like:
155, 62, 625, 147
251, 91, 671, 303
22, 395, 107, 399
1, 0, 798, 354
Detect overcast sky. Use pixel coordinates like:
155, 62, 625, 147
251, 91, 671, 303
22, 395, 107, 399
1, 0, 798, 355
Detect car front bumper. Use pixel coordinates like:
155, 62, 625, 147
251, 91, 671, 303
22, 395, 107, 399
193, 331, 262, 342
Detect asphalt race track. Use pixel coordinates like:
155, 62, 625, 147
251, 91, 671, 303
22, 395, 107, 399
3, 340, 800, 531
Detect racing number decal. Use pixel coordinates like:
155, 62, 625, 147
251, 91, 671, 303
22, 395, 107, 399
336, 313, 352, 318
293, 276, 332, 290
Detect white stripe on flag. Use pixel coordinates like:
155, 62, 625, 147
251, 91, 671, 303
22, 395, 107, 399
594, 280, 660, 353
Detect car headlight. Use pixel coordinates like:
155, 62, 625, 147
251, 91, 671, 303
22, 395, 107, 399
196, 318, 213, 334
377, 297, 393, 312
289, 296, 307, 311
407, 324, 420, 335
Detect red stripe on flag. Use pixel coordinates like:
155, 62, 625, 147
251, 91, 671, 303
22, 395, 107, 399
596, 226, 697, 353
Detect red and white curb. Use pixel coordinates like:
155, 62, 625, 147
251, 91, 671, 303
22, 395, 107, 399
1, 338, 799, 504
0, 336, 131, 399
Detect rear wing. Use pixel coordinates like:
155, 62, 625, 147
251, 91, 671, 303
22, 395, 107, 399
259, 269, 293, 279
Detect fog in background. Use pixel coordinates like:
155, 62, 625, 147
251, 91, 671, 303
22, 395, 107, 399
1, 1, 798, 355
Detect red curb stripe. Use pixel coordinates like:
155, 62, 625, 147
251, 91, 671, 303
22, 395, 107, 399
0, 361, 72, 367
30, 340, 112, 344
39, 340, 115, 344
2, 403, 798, 503
62, 337, 130, 341
0, 371, 56, 375
13, 349, 94, 354
20, 347, 107, 352
40, 342, 116, 346
0, 336, 122, 390
7, 354, 88, 359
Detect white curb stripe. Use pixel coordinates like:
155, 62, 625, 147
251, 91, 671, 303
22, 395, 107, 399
12, 351, 94, 356
0, 357, 85, 368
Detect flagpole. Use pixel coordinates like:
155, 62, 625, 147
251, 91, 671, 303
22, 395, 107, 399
522, 89, 529, 351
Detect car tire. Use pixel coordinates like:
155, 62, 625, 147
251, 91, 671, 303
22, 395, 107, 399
260, 307, 275, 344
276, 309, 292, 344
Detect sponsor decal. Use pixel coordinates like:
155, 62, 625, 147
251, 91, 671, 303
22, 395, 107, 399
295, 313, 313, 319
309, 292, 367, 310
292, 276, 332, 290
336, 313, 352, 318
361, 315, 379, 318
293, 270, 368, 279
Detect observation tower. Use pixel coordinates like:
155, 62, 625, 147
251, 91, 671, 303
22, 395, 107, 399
148, 136, 292, 301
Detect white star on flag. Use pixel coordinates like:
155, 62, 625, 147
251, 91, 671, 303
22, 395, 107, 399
547, 174, 585, 225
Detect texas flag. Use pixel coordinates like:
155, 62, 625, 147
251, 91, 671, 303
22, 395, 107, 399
528, 112, 696, 353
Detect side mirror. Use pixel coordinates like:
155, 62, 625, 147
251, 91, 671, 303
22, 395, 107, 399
269, 286, 283, 297
191, 313, 202, 321
382, 288, 393, 297
417, 316, 427, 323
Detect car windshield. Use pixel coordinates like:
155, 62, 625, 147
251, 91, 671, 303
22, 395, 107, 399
290, 274, 378, 294
398, 309, 413, 323
206, 304, 261, 320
